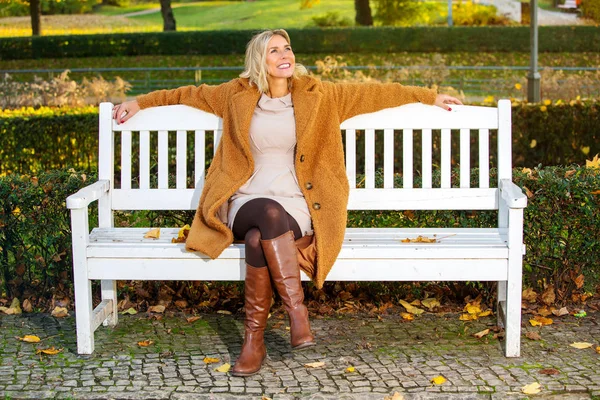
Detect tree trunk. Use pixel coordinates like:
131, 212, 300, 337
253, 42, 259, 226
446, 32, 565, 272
30, 0, 42, 36
355, 0, 373, 26
159, 0, 177, 31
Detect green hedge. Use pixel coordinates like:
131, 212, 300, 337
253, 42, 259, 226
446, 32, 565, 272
1, 101, 598, 175
2, 26, 600, 60
1, 166, 598, 302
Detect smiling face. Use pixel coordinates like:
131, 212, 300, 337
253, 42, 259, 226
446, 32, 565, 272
265, 34, 295, 82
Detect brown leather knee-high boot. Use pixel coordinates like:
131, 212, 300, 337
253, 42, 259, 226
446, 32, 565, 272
231, 264, 273, 377
261, 231, 315, 350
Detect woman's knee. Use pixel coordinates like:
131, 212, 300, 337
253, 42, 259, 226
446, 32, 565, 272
260, 199, 287, 224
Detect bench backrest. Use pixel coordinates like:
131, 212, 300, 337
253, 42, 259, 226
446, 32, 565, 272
99, 99, 511, 214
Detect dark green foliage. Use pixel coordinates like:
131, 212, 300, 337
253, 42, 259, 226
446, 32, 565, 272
1, 26, 599, 60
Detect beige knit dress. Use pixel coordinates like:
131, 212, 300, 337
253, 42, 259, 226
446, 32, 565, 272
226, 93, 313, 237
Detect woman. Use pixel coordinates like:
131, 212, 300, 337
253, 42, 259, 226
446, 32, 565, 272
113, 29, 463, 377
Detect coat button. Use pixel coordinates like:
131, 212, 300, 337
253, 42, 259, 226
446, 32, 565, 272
312, 202, 321, 210
305, 182, 313, 190
300, 155, 305, 162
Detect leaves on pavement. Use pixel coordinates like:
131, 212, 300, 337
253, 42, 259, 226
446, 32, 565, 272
51, 306, 68, 318
569, 342, 593, 349
521, 382, 542, 394
36, 346, 62, 355
203, 357, 220, 364
539, 368, 560, 375
526, 331, 542, 341
304, 361, 325, 368
529, 316, 553, 326
398, 299, 424, 315
431, 376, 446, 385
214, 363, 230, 373
18, 335, 41, 343
137, 340, 154, 347
473, 329, 490, 339
148, 305, 165, 313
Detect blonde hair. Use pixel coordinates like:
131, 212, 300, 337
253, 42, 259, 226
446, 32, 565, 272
239, 29, 308, 94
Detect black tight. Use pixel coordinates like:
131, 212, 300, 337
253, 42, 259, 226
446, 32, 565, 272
232, 198, 302, 267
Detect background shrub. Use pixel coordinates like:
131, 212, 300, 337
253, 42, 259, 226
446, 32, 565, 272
581, 0, 600, 22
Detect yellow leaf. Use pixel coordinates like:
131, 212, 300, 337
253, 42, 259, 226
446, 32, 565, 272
120, 307, 137, 315
581, 146, 590, 155
484, 95, 494, 103
148, 305, 165, 313
540, 106, 547, 112
543, 99, 551, 106
36, 346, 62, 355
215, 363, 231, 373
431, 375, 446, 385
473, 329, 490, 339
570, 342, 593, 349
522, 287, 537, 302
521, 382, 542, 394
399, 300, 424, 315
514, 83, 522, 90
203, 357, 220, 364
18, 335, 41, 343
478, 310, 492, 317
595, 346, 600, 354
586, 154, 600, 169
345, 366, 355, 373
51, 306, 68, 318
465, 304, 482, 315
529, 319, 542, 327
529, 316, 553, 326
591, 190, 600, 195
530, 139, 537, 148
555, 99, 563, 105
172, 224, 191, 243
137, 340, 154, 347
144, 228, 160, 239
12, 207, 21, 215
401, 312, 414, 321
460, 314, 478, 321
304, 361, 325, 368
421, 298, 440, 311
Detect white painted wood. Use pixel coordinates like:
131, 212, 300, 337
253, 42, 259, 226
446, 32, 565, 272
109, 188, 499, 211
70, 207, 94, 354
497, 99, 512, 181
365, 129, 375, 189
341, 103, 499, 130
403, 129, 413, 188
92, 299, 113, 331
422, 129, 432, 189
98, 103, 114, 228
460, 128, 470, 188
158, 130, 168, 189
383, 129, 394, 189
100, 281, 117, 327
345, 129, 356, 188
71, 101, 523, 356
113, 104, 222, 132
479, 128, 490, 188
195, 130, 206, 188
214, 130, 221, 155
441, 128, 451, 188
176, 130, 187, 189
120, 131, 132, 190
139, 130, 150, 189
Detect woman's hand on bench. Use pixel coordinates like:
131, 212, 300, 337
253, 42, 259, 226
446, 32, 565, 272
113, 100, 140, 124
434, 94, 464, 112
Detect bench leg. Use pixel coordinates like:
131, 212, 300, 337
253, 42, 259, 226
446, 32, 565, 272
101, 280, 118, 327
504, 208, 524, 357
496, 280, 507, 327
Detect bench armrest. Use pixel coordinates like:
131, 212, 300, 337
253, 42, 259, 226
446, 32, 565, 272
499, 179, 527, 209
67, 180, 110, 209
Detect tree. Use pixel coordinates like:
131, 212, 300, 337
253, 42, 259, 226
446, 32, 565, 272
29, 0, 42, 36
159, 0, 176, 31
355, 0, 373, 25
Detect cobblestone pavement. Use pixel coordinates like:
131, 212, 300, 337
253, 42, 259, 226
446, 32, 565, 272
1, 310, 599, 399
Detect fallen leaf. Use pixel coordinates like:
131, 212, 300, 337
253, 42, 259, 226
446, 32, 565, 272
521, 382, 542, 394
144, 228, 160, 239
401, 312, 414, 321
522, 287, 538, 302
217, 310, 232, 315
186, 316, 201, 323
537, 307, 552, 317
304, 361, 325, 368
421, 298, 440, 311
203, 357, 220, 364
478, 310, 492, 317
261, 397, 273, 400
36, 347, 62, 355
171, 224, 191, 243
564, 169, 576, 178
4, 298, 22, 315
586, 153, 599, 169
137, 340, 154, 347
22, 299, 33, 313
573, 274, 584, 289
51, 306, 68, 318
399, 300, 424, 315
459, 313, 478, 321
384, 393, 405, 400
552, 307, 569, 317
431, 376, 446, 385
529, 316, 553, 326
539, 368, 560, 375
541, 285, 555, 305
570, 342, 593, 349
148, 305, 165, 313
574, 310, 587, 318
526, 331, 542, 340
18, 335, 41, 343
120, 307, 137, 315
591, 190, 600, 195
345, 366, 355, 373
464, 304, 482, 314
473, 329, 490, 339
215, 363, 231, 373
596, 346, 600, 354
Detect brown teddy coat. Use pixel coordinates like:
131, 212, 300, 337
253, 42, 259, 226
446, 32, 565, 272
137, 75, 437, 288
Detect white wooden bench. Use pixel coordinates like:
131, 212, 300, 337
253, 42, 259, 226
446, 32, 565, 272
67, 99, 527, 357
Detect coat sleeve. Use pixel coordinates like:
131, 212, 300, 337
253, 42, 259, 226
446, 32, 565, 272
329, 81, 438, 123
136, 80, 237, 118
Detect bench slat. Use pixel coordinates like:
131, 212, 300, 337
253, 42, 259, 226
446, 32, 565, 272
158, 130, 168, 189
176, 130, 187, 189
403, 129, 413, 188
110, 188, 499, 211
140, 130, 150, 189
120, 131, 132, 189
384, 129, 394, 189
441, 128, 451, 188
194, 130, 205, 188
345, 129, 357, 189
422, 129, 432, 189
365, 129, 375, 189
460, 128, 470, 188
479, 128, 490, 188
